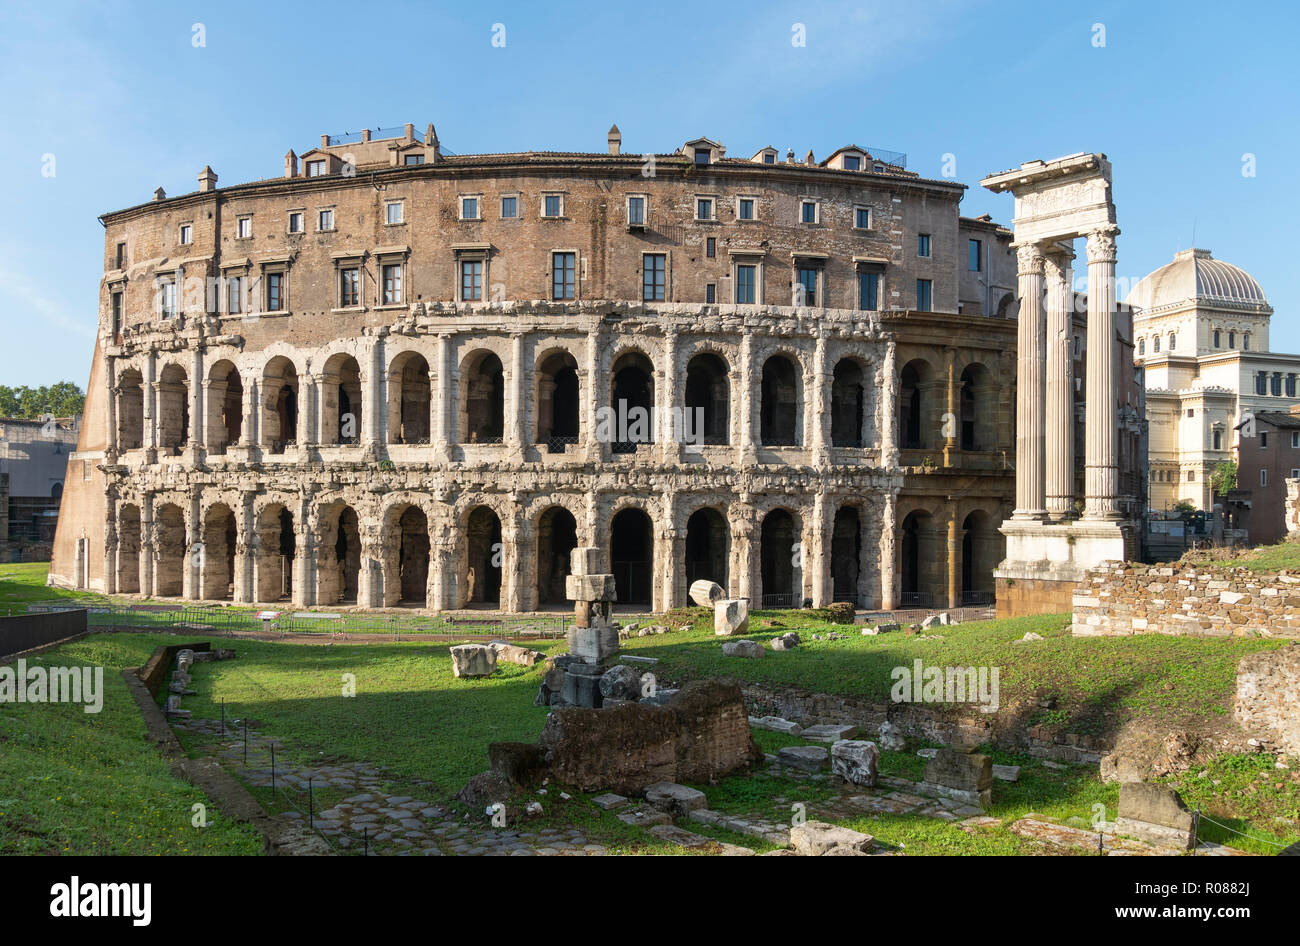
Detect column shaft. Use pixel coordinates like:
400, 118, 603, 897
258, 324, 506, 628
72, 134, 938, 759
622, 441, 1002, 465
1013, 244, 1047, 518
1045, 252, 1075, 518
1084, 227, 1121, 519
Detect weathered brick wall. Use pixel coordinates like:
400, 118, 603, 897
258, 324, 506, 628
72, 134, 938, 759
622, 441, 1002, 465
1072, 561, 1300, 638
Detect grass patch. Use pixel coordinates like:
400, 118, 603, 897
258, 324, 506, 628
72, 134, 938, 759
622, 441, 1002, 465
1217, 541, 1300, 573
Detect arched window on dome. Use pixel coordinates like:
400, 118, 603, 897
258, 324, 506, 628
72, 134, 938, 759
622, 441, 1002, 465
1213, 329, 1221, 348
1168, 332, 1176, 351
1138, 338, 1145, 356
1152, 335, 1161, 353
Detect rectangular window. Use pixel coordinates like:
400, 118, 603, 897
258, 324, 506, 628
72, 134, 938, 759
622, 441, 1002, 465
1261, 432, 1269, 448
1272, 372, 1283, 396
544, 195, 563, 217
705, 283, 716, 304
552, 252, 576, 300
642, 254, 666, 302
318, 209, 334, 231
763, 152, 775, 164
843, 155, 861, 171
916, 278, 933, 311
381, 264, 402, 305
1187, 470, 1195, 482
266, 272, 284, 311
226, 276, 243, 314
501, 196, 518, 218
796, 266, 818, 306
696, 198, 713, 221
111, 292, 122, 337
858, 272, 879, 311
1256, 372, 1268, 395
460, 260, 483, 301
968, 239, 982, 271
917, 233, 931, 257
159, 277, 176, 319
627, 196, 645, 225
735, 264, 756, 304
386, 202, 404, 225
706, 237, 716, 259
460, 197, 478, 220
306, 160, 326, 177
738, 198, 755, 220
855, 207, 871, 229
1287, 374, 1297, 397
1261, 469, 1268, 487
339, 268, 359, 307
801, 201, 818, 224
288, 212, 303, 234
115, 242, 126, 269
1292, 432, 1300, 449
404, 154, 424, 166
694, 148, 710, 165
1293, 468, 1300, 479
237, 217, 252, 239
179, 224, 192, 245
1212, 430, 1222, 450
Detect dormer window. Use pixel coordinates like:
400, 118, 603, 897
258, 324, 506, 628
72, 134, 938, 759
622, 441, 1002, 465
404, 154, 425, 166
306, 159, 327, 177
694, 148, 710, 165
763, 152, 775, 164
843, 155, 861, 171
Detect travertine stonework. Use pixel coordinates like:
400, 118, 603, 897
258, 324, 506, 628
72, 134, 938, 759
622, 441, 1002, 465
50, 125, 1017, 612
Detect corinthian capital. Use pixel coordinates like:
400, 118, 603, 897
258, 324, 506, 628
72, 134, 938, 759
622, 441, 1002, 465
1015, 243, 1046, 277
1086, 226, 1120, 264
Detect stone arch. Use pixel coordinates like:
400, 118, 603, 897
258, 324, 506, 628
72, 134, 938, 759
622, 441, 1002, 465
995, 292, 1014, 319
117, 503, 141, 593
320, 352, 363, 445
117, 367, 145, 450
154, 503, 186, 596
609, 349, 655, 453
206, 359, 243, 453
899, 507, 942, 607
759, 506, 801, 607
760, 353, 800, 446
254, 501, 296, 601
317, 501, 362, 604
387, 349, 431, 444
156, 363, 190, 452
460, 349, 505, 444
685, 352, 730, 446
684, 505, 729, 589
535, 505, 578, 608
960, 508, 1001, 604
959, 360, 996, 451
200, 502, 237, 600
831, 503, 864, 605
462, 504, 502, 607
536, 347, 580, 451
899, 358, 935, 449
261, 356, 299, 452
831, 357, 867, 447
609, 506, 654, 607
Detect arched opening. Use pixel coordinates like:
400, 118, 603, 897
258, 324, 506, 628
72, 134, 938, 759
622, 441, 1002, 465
206, 360, 242, 453
536, 506, 578, 607
899, 360, 930, 449
318, 504, 361, 604
610, 351, 655, 453
960, 363, 993, 451
831, 505, 862, 605
684, 353, 729, 446
961, 511, 999, 605
116, 368, 144, 450
321, 354, 363, 445
117, 504, 141, 593
388, 351, 431, 444
464, 506, 502, 607
461, 350, 504, 443
685, 507, 728, 589
831, 358, 866, 447
760, 355, 798, 446
537, 350, 580, 452
760, 508, 799, 608
255, 504, 295, 601
995, 293, 1014, 319
155, 503, 186, 597
156, 364, 190, 452
200, 503, 237, 600
899, 509, 938, 607
610, 507, 653, 607
262, 357, 299, 453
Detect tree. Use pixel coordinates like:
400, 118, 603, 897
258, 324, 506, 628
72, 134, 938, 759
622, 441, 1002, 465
1209, 460, 1238, 498
0, 383, 85, 420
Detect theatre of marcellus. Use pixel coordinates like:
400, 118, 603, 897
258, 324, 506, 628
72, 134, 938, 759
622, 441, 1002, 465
49, 123, 1142, 616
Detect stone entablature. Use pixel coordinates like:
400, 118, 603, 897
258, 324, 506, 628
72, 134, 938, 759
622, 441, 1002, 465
1071, 561, 1300, 638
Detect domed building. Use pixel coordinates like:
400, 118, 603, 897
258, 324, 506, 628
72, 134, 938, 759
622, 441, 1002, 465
1129, 248, 1300, 530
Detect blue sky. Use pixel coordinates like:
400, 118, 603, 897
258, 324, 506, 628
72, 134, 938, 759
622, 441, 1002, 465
0, 0, 1296, 388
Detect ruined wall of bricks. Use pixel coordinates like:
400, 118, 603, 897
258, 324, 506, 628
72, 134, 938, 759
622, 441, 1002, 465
49, 139, 1016, 611
1287, 478, 1300, 538
1071, 561, 1300, 638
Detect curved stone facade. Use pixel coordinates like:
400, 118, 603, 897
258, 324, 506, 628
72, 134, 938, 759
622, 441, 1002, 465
51, 127, 1017, 612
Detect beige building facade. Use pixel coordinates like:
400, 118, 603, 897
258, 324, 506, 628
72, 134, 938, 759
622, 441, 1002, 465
50, 124, 1018, 613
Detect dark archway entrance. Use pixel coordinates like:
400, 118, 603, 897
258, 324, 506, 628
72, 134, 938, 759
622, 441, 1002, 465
536, 506, 578, 606
685, 507, 728, 589
610, 508, 653, 606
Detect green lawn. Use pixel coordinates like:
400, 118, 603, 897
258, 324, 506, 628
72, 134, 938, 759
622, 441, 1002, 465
1218, 540, 1300, 573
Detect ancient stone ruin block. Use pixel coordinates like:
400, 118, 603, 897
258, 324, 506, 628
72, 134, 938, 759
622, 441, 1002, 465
830, 739, 878, 786
570, 546, 604, 577
598, 664, 645, 702
644, 781, 708, 816
566, 624, 620, 668
1116, 782, 1196, 850
777, 745, 828, 772
689, 579, 725, 608
790, 821, 873, 856
450, 643, 497, 678
769, 632, 800, 651
923, 748, 992, 808
720, 639, 762, 658
714, 598, 749, 636
565, 573, 617, 602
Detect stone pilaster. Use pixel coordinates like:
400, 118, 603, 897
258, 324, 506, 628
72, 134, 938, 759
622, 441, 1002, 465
509, 332, 527, 461
880, 338, 898, 467
659, 329, 680, 463
878, 491, 897, 610
433, 333, 451, 462
1012, 243, 1047, 519
1084, 226, 1121, 520
811, 332, 828, 468
737, 330, 755, 466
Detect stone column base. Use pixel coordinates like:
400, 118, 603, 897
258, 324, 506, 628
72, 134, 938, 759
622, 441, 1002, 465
994, 517, 1134, 618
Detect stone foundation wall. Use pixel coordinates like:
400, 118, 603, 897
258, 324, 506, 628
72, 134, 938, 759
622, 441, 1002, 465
1071, 561, 1300, 638
995, 576, 1077, 618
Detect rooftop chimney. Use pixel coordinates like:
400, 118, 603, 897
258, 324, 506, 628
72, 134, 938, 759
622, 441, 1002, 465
197, 166, 218, 192
608, 124, 621, 156
153, 186, 166, 201
804, 150, 815, 166
284, 150, 298, 178
404, 123, 415, 140
321, 134, 329, 149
